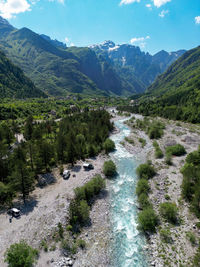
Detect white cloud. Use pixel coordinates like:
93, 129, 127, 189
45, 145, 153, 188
152, 0, 171, 8
146, 4, 152, 10
130, 35, 150, 44
159, 9, 169, 18
120, 0, 140, 6
0, 0, 31, 19
130, 35, 150, 48
195, 16, 200, 24
69, 42, 75, 47
64, 37, 69, 43
48, 0, 65, 4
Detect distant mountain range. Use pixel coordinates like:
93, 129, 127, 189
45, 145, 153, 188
0, 16, 186, 97
90, 40, 186, 89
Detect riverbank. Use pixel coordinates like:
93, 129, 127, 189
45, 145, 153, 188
0, 154, 110, 267
122, 114, 200, 267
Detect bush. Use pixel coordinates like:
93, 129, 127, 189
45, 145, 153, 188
186, 231, 196, 245
61, 239, 71, 252
136, 179, 150, 196
160, 228, 172, 243
138, 138, 146, 148
136, 163, 156, 179
138, 193, 152, 209
148, 123, 164, 139
193, 247, 200, 267
103, 138, 115, 154
165, 153, 172, 165
5, 241, 38, 267
76, 239, 86, 249
74, 175, 105, 203
166, 144, 186, 156
153, 142, 163, 159
66, 225, 73, 231
138, 207, 158, 232
58, 222, 64, 239
159, 202, 178, 223
103, 160, 116, 177
40, 240, 48, 252
125, 137, 134, 145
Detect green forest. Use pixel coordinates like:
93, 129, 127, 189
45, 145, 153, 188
0, 110, 113, 206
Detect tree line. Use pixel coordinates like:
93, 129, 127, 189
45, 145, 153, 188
0, 110, 113, 206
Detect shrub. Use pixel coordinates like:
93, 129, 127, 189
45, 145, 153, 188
136, 163, 156, 179
5, 241, 38, 267
58, 222, 64, 239
103, 138, 115, 154
159, 202, 178, 223
103, 160, 116, 177
125, 137, 134, 145
40, 240, 48, 252
160, 228, 172, 243
186, 231, 196, 245
61, 239, 71, 252
74, 175, 105, 203
193, 247, 200, 266
147, 122, 164, 139
76, 239, 86, 249
153, 141, 163, 159
138, 193, 152, 209
136, 179, 150, 196
165, 194, 170, 200
165, 153, 172, 165
138, 207, 158, 232
166, 144, 186, 156
139, 138, 146, 148
66, 225, 73, 231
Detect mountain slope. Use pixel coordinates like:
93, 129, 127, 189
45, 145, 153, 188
135, 46, 200, 122
68, 47, 143, 95
91, 41, 186, 90
148, 46, 200, 99
0, 18, 139, 96
0, 50, 45, 98
0, 22, 103, 96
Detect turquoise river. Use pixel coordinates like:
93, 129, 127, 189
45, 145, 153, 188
109, 118, 149, 267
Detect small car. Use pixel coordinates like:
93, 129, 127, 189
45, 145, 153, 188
83, 163, 94, 170
63, 170, 70, 179
7, 208, 21, 218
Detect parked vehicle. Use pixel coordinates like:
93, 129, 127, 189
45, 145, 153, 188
7, 208, 21, 218
63, 169, 70, 179
83, 163, 94, 170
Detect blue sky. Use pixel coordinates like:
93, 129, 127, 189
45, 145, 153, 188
0, 0, 200, 54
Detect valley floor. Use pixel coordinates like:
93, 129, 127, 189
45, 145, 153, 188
1, 113, 200, 267
0, 154, 110, 267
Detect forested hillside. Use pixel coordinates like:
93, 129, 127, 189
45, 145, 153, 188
119, 46, 200, 123
0, 50, 45, 99
0, 17, 140, 97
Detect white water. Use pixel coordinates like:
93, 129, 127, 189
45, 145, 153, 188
109, 119, 148, 267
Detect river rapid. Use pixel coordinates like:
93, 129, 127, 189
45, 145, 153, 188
109, 118, 149, 267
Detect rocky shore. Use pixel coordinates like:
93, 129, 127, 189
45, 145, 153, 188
122, 115, 200, 267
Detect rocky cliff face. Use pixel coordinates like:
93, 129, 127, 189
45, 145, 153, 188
91, 41, 186, 88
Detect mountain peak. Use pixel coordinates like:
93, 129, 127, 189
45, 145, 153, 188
0, 16, 10, 26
